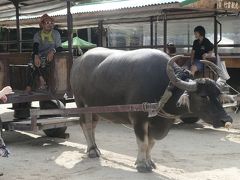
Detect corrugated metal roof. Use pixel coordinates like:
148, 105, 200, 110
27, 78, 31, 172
0, 0, 237, 29
0, 0, 180, 28
0, 0, 70, 20
49, 0, 179, 16
0, 0, 179, 21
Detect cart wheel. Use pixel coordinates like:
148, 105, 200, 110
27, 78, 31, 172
13, 102, 31, 119
39, 100, 68, 138
180, 117, 199, 124
43, 127, 68, 138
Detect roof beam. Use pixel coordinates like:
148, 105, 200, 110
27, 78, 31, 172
0, 0, 66, 19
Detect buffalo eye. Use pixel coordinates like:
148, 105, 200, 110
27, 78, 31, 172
200, 96, 210, 101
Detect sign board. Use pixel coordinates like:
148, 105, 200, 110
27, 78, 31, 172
217, 0, 239, 10
182, 0, 240, 11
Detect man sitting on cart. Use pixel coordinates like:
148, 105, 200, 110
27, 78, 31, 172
190, 26, 214, 76
26, 14, 62, 92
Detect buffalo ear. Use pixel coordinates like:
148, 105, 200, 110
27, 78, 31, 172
219, 94, 235, 104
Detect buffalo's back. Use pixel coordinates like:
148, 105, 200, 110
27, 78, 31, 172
70, 48, 170, 106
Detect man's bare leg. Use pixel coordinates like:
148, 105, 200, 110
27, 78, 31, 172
190, 65, 198, 76
39, 76, 47, 89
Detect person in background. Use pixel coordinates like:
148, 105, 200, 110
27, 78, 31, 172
0, 86, 13, 159
166, 43, 186, 67
190, 26, 214, 76
25, 14, 62, 92
166, 43, 176, 56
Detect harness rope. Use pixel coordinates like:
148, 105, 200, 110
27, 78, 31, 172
203, 64, 240, 113
206, 64, 240, 94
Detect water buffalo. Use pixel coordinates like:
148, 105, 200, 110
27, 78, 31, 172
70, 47, 233, 172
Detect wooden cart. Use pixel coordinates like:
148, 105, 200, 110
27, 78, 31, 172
0, 52, 78, 138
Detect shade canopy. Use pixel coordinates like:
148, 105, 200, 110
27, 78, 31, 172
62, 36, 97, 49
180, 0, 198, 6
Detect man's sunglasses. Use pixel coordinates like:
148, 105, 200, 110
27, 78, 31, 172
44, 21, 54, 25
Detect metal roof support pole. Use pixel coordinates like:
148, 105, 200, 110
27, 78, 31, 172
7, 29, 9, 52
67, 0, 73, 58
150, 16, 154, 48
214, 4, 218, 56
163, 12, 167, 52
19, 28, 22, 53
66, 0, 73, 96
98, 20, 103, 47
87, 28, 92, 43
187, 24, 190, 53
12, 0, 21, 52
154, 20, 158, 47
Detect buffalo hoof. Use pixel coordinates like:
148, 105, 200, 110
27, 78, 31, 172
87, 146, 101, 158
136, 161, 153, 173
225, 122, 232, 130
147, 159, 157, 169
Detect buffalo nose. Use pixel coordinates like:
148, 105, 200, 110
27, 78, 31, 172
221, 115, 233, 129
220, 114, 233, 124
225, 122, 232, 130
213, 114, 233, 128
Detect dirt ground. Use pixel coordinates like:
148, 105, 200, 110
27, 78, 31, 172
1, 102, 240, 180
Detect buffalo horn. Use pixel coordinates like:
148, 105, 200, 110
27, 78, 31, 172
167, 55, 197, 92
200, 60, 227, 80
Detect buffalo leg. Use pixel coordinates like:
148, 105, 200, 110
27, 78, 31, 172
133, 118, 153, 173
76, 99, 100, 158
146, 136, 156, 169
91, 114, 99, 143
91, 114, 100, 155
80, 112, 100, 158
